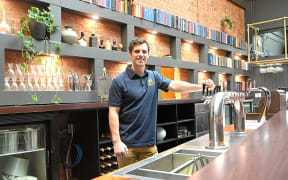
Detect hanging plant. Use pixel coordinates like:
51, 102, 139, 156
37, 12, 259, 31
222, 16, 233, 30
17, 6, 60, 72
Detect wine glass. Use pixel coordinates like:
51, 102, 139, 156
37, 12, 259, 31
19, 77, 26, 91
4, 77, 10, 91
7, 63, 15, 79
11, 77, 18, 91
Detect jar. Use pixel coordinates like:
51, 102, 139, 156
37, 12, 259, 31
62, 26, 78, 44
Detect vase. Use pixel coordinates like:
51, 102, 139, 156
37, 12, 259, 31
29, 22, 47, 40
78, 32, 87, 46
62, 26, 78, 44
0, 9, 11, 34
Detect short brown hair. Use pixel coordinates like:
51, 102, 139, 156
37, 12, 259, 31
128, 38, 150, 53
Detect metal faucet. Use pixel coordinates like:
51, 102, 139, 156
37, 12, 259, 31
248, 87, 271, 123
206, 92, 246, 149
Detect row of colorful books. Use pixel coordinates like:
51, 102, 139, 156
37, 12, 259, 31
79, 0, 247, 50
208, 53, 233, 68
234, 59, 250, 71
210, 30, 246, 49
80, 0, 132, 15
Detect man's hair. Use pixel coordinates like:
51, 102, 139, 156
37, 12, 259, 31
128, 38, 150, 53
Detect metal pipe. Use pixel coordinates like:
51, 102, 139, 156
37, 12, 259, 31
248, 17, 285, 26
233, 97, 245, 132
284, 18, 287, 59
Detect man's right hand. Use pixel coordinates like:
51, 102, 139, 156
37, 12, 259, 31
113, 140, 128, 157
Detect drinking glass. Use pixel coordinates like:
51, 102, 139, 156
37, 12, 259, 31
27, 77, 34, 91
7, 63, 15, 79
15, 64, 23, 80
11, 77, 18, 91
19, 77, 26, 91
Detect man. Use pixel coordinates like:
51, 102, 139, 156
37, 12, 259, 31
109, 38, 215, 168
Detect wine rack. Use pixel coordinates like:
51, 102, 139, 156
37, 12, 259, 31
99, 144, 118, 175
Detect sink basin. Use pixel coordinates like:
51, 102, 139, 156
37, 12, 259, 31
125, 149, 222, 180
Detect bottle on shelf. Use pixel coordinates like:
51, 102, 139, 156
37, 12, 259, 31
99, 40, 105, 49
89, 34, 98, 47
112, 41, 117, 50
78, 32, 87, 46
105, 40, 112, 50
68, 72, 74, 91
74, 72, 80, 91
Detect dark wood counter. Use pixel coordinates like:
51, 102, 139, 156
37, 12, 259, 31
0, 98, 202, 115
188, 110, 288, 180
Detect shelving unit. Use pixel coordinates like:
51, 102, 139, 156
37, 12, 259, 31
0, 0, 250, 106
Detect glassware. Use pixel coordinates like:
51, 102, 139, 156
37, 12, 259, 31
7, 63, 15, 79
0, 9, 11, 34
105, 39, 112, 50
40, 77, 46, 91
47, 77, 54, 91
4, 77, 10, 91
53, 77, 59, 90
59, 76, 64, 91
83, 74, 92, 91
19, 77, 26, 91
99, 39, 105, 49
27, 76, 33, 91
34, 78, 40, 91
68, 72, 74, 91
37, 65, 44, 78
11, 77, 18, 91
89, 33, 98, 47
74, 72, 80, 91
15, 64, 23, 80
30, 64, 37, 80
112, 41, 117, 50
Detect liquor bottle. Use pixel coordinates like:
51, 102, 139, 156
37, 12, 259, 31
105, 40, 112, 50
74, 72, 80, 91
112, 41, 117, 50
68, 72, 74, 91
99, 40, 105, 49
78, 32, 87, 46
111, 161, 118, 169
89, 34, 98, 47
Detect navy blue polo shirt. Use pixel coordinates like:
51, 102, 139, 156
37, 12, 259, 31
109, 65, 171, 148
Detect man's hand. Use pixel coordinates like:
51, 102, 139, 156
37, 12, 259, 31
113, 140, 128, 157
204, 79, 215, 90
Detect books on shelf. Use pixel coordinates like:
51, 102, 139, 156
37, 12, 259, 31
208, 53, 233, 68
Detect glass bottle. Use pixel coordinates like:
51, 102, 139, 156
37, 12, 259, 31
99, 39, 105, 49
112, 41, 117, 50
68, 72, 74, 91
74, 72, 80, 91
78, 32, 87, 46
105, 40, 112, 50
0, 9, 11, 34
89, 34, 98, 47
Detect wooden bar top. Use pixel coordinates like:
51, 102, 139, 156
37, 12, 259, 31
188, 110, 288, 180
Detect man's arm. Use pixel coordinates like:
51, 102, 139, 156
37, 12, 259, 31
168, 79, 215, 93
109, 106, 128, 156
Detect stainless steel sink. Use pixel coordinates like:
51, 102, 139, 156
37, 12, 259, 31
124, 149, 222, 180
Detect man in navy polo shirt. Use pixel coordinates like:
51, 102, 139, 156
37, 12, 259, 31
109, 38, 215, 168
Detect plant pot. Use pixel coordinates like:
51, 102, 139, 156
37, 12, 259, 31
29, 22, 47, 40
62, 26, 78, 44
222, 21, 229, 33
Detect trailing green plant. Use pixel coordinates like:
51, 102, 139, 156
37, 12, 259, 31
17, 6, 60, 72
223, 16, 233, 30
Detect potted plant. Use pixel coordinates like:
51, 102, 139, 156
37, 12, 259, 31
17, 6, 60, 72
222, 16, 233, 32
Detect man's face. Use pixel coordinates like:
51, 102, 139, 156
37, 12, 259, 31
129, 43, 149, 67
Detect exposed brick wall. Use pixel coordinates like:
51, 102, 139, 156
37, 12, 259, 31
0, 0, 43, 34
135, 28, 171, 57
219, 73, 228, 90
181, 41, 200, 62
5, 50, 90, 91
208, 47, 228, 57
180, 69, 189, 99
62, 11, 122, 46
134, 0, 245, 40
235, 74, 246, 91
104, 60, 127, 79
198, 71, 210, 84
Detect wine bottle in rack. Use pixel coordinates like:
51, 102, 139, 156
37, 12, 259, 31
111, 161, 118, 169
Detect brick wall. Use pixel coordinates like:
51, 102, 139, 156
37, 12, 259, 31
219, 73, 228, 90
181, 41, 200, 62
198, 71, 210, 84
135, 28, 171, 57
208, 47, 228, 57
134, 0, 245, 40
235, 74, 246, 91
5, 50, 90, 91
104, 61, 128, 79
62, 11, 122, 46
